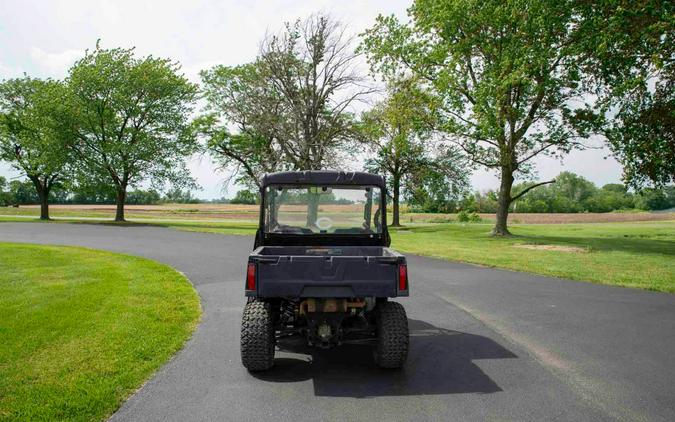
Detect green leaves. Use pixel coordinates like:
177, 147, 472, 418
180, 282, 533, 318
0, 77, 73, 187
66, 44, 199, 193
361, 0, 607, 234
574, 1, 675, 188
200, 14, 370, 187
362, 77, 470, 219
362, 0, 590, 176
605, 73, 674, 189
196, 61, 288, 188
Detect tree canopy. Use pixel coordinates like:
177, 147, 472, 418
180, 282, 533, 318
66, 44, 198, 221
574, 0, 674, 189
198, 62, 287, 188
0, 76, 73, 219
361, 0, 597, 235
604, 75, 674, 189
362, 77, 469, 225
199, 14, 372, 188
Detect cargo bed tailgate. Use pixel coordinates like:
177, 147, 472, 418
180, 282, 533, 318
248, 247, 407, 298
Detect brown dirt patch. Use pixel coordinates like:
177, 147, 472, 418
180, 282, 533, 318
515, 244, 589, 253
503, 212, 675, 224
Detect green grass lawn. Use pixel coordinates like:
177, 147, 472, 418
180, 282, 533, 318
391, 221, 675, 293
0, 214, 259, 235
157, 220, 258, 235
0, 243, 201, 421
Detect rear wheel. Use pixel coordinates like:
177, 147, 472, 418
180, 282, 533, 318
374, 301, 409, 368
241, 300, 275, 371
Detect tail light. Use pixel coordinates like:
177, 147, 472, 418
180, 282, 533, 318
246, 262, 256, 291
398, 264, 408, 291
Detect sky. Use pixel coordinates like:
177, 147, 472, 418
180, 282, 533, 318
0, 0, 624, 199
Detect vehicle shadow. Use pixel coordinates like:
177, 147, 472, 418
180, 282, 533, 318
251, 319, 517, 397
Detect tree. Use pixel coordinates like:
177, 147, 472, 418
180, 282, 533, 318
361, 78, 435, 226
0, 176, 9, 206
573, 1, 674, 189
126, 189, 161, 205
8, 179, 40, 204
510, 172, 641, 213
70, 183, 116, 204
404, 146, 471, 214
67, 43, 198, 221
636, 186, 675, 211
604, 71, 674, 189
230, 189, 259, 205
512, 172, 594, 213
259, 14, 372, 170
0, 77, 73, 219
199, 14, 373, 189
362, 79, 470, 223
549, 171, 597, 204
163, 188, 198, 204
0, 176, 18, 206
602, 183, 628, 195
197, 63, 287, 188
361, 0, 597, 235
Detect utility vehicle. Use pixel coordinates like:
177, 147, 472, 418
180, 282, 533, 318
240, 171, 410, 371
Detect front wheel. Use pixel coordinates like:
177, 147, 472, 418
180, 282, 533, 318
374, 301, 409, 368
241, 300, 275, 371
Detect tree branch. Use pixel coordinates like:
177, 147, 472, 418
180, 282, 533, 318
511, 179, 556, 201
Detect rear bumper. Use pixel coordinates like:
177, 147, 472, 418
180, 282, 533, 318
247, 281, 407, 298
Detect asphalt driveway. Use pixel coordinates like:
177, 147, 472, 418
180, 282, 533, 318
1, 223, 673, 421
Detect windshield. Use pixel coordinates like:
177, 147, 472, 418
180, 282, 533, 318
263, 185, 383, 235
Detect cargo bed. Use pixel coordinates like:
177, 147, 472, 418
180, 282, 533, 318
248, 246, 407, 298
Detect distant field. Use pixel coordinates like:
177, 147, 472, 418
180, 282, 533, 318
0, 204, 261, 221
2, 203, 673, 224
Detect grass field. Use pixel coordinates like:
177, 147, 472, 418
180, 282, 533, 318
0, 243, 201, 421
390, 221, 675, 293
1, 205, 674, 293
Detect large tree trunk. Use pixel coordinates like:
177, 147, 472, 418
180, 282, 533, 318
493, 167, 514, 236
28, 176, 50, 220
39, 191, 50, 220
391, 174, 401, 227
115, 185, 127, 222
306, 189, 319, 227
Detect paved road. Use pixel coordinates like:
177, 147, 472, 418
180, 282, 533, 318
1, 223, 674, 421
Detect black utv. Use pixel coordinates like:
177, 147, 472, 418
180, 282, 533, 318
240, 171, 409, 371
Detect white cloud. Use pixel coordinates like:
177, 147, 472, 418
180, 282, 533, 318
182, 60, 222, 85
0, 61, 24, 79
29, 47, 85, 78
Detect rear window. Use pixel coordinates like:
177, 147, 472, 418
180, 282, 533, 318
263, 185, 383, 235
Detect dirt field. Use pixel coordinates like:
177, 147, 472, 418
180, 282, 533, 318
4, 204, 674, 224
497, 212, 675, 224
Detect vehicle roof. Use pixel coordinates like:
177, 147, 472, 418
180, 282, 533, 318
260, 171, 385, 188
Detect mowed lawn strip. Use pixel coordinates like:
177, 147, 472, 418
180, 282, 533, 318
0, 243, 201, 421
0, 215, 259, 236
391, 221, 675, 293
